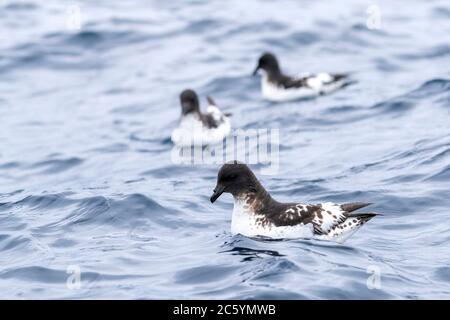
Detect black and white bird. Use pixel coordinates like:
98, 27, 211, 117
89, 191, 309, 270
210, 162, 378, 243
253, 52, 349, 102
171, 89, 231, 146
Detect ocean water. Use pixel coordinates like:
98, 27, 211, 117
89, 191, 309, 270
1, 0, 450, 299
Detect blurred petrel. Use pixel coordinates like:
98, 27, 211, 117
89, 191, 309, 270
253, 52, 350, 102
171, 89, 231, 147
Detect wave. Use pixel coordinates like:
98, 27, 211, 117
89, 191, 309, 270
29, 157, 83, 174
0, 29, 149, 73
2, 193, 181, 233
0, 266, 144, 283
425, 164, 450, 182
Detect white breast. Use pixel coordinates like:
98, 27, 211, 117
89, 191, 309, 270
171, 114, 231, 147
231, 196, 314, 239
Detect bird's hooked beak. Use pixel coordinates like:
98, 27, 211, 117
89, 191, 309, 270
252, 64, 260, 76
210, 185, 225, 203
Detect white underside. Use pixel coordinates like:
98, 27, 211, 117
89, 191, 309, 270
231, 198, 366, 243
231, 198, 315, 239
171, 111, 231, 147
261, 73, 346, 102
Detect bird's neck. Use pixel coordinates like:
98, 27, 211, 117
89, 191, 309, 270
265, 65, 283, 82
233, 182, 276, 216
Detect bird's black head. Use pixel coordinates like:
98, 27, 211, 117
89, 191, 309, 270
180, 89, 200, 115
210, 162, 260, 203
253, 52, 281, 76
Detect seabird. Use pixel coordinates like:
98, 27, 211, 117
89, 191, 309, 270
210, 162, 378, 243
253, 52, 350, 102
171, 89, 231, 147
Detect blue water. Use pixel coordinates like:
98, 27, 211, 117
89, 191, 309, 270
1, 0, 450, 299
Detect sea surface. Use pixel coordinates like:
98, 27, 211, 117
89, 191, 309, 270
1, 0, 450, 299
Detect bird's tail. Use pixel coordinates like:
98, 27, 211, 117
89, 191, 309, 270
206, 96, 216, 106
325, 212, 379, 243
206, 96, 232, 117
332, 73, 348, 82
332, 73, 356, 88
348, 212, 379, 223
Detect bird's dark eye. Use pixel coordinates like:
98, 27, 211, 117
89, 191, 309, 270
228, 174, 237, 180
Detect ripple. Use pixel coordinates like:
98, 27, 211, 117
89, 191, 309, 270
184, 18, 224, 34
371, 99, 415, 114
399, 45, 450, 60
0, 266, 143, 284
59, 30, 148, 50
14, 193, 75, 210
175, 265, 238, 284
0, 235, 31, 252
410, 78, 450, 97
425, 164, 450, 182
29, 158, 83, 174
433, 267, 450, 283
4, 2, 37, 10
0, 162, 21, 169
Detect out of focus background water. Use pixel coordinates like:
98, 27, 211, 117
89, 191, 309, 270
1, 0, 450, 299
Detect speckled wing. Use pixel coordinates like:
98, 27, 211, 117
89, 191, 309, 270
280, 73, 348, 90
279, 75, 309, 89
273, 203, 347, 235
306, 73, 348, 90
276, 202, 372, 236
309, 203, 349, 235
202, 96, 229, 128
202, 112, 221, 128
310, 202, 373, 235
